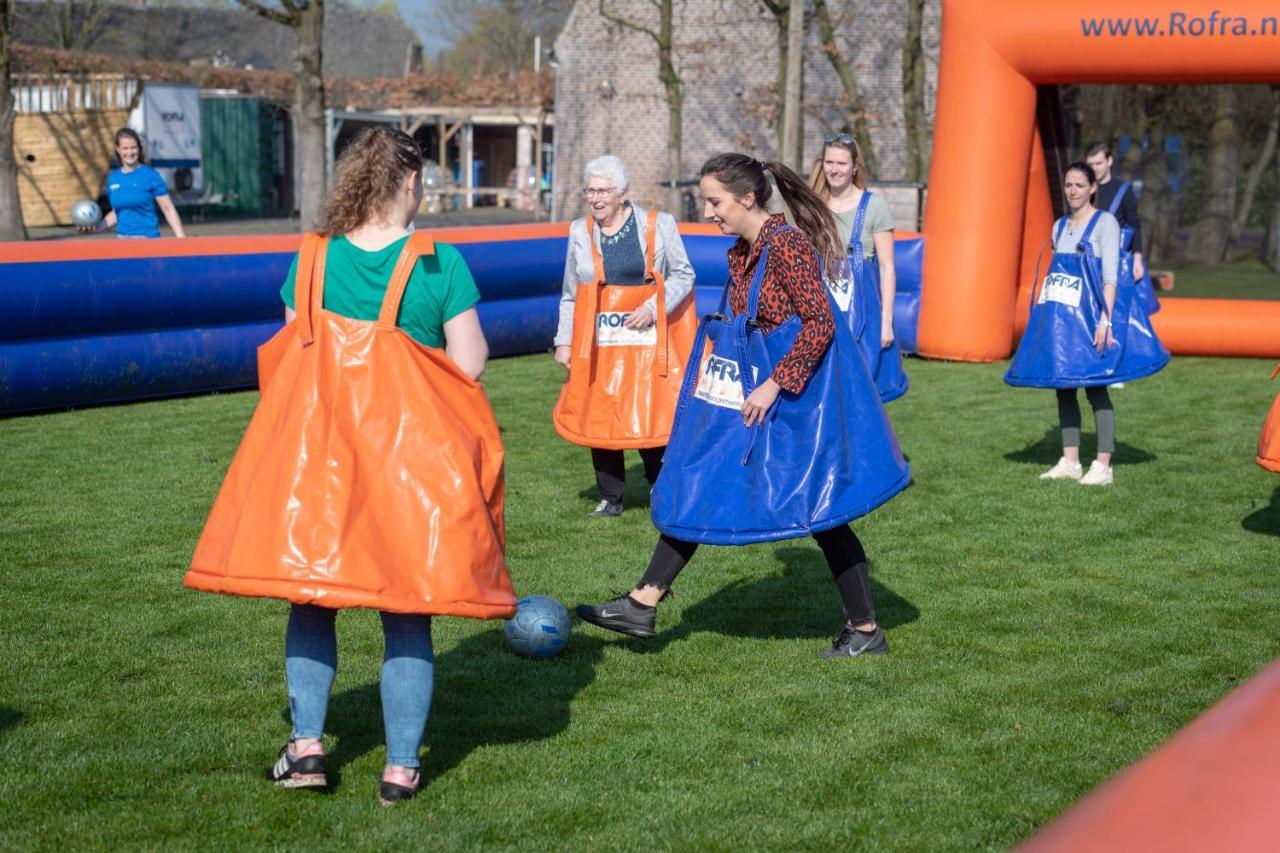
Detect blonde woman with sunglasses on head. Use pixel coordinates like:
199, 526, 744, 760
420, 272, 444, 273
810, 132, 908, 402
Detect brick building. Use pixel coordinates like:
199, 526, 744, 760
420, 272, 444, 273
551, 0, 942, 220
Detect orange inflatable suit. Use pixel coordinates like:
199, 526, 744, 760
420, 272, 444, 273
1258, 364, 1280, 473
552, 209, 698, 449
185, 232, 517, 618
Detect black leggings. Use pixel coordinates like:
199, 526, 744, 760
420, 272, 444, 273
591, 447, 665, 505
637, 525, 877, 625
1056, 387, 1115, 455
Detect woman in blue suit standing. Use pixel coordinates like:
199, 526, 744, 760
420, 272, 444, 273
84, 128, 187, 239
811, 132, 907, 401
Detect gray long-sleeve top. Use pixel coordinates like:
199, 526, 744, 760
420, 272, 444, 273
554, 204, 696, 347
1055, 210, 1120, 287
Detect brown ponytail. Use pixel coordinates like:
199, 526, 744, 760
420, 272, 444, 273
699, 152, 841, 266
317, 126, 423, 237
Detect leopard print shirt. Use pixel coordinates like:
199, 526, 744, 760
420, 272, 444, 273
727, 214, 835, 394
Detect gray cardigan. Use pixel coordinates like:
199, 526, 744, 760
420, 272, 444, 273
554, 204, 696, 347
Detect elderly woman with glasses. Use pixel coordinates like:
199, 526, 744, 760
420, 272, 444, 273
552, 155, 697, 517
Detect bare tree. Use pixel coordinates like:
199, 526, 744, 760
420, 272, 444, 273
0, 0, 23, 240
1137, 89, 1177, 265
901, 0, 927, 181
812, 0, 876, 178
434, 0, 570, 78
1230, 85, 1280, 256
237, 0, 326, 227
22, 0, 110, 55
599, 0, 683, 214
1185, 86, 1238, 265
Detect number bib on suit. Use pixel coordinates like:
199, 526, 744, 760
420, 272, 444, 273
824, 191, 909, 402
1005, 211, 1169, 389
185, 232, 517, 619
552, 210, 698, 449
651, 230, 911, 546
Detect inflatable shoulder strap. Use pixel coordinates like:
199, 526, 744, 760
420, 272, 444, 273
1108, 182, 1130, 216
644, 209, 671, 377
295, 232, 328, 347
377, 231, 437, 328
584, 217, 606, 284
1077, 210, 1103, 254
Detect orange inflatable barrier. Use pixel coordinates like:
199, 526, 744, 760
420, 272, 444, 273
922, 0, 1280, 362
1021, 657, 1280, 851
186, 232, 516, 618
1258, 364, 1280, 473
553, 209, 698, 449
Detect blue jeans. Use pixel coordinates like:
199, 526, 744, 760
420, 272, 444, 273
284, 604, 434, 768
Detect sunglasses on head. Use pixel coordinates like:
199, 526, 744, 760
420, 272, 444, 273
824, 132, 855, 145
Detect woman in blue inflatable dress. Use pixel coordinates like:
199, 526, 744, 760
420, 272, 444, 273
1005, 162, 1169, 486
576, 154, 910, 658
811, 132, 908, 401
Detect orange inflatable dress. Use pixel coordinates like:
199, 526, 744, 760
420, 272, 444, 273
1258, 364, 1280, 473
552, 209, 698, 449
185, 232, 516, 618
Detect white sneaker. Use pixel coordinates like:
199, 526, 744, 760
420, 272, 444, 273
1079, 460, 1114, 486
1039, 458, 1084, 480
1109, 382, 1126, 389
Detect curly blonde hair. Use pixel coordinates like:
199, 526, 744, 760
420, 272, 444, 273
317, 127, 423, 236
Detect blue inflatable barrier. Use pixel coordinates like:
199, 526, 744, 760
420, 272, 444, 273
0, 227, 926, 416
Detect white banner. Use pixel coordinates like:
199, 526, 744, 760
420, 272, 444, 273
1038, 271, 1084, 308
595, 311, 657, 347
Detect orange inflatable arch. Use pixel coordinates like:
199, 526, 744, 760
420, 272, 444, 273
920, 0, 1280, 362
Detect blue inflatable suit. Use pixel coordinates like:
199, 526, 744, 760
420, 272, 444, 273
652, 229, 910, 546
1005, 211, 1169, 389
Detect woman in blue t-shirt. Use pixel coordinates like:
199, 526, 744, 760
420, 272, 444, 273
85, 128, 187, 238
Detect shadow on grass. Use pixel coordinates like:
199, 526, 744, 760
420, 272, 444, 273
317, 630, 605, 791
623, 543, 919, 653
1004, 426, 1157, 467
1242, 488, 1280, 538
0, 706, 24, 736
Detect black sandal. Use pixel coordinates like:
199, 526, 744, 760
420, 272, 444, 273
379, 767, 420, 805
266, 740, 327, 789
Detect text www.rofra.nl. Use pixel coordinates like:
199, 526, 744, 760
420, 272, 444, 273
1081, 12, 1278, 37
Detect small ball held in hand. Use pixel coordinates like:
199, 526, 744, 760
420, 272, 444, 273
71, 199, 102, 229
504, 595, 571, 658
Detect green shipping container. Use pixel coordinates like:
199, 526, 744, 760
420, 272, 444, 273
199, 95, 277, 217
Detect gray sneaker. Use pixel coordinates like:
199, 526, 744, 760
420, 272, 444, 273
575, 593, 656, 638
819, 625, 888, 658
588, 500, 623, 517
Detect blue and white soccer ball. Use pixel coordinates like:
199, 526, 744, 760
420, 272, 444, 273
71, 199, 102, 228
504, 595, 570, 658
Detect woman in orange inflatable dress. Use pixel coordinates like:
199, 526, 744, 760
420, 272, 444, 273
553, 155, 697, 517
185, 127, 515, 805
1259, 365, 1280, 473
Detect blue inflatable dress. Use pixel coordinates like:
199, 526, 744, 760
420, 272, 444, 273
1005, 211, 1169, 389
826, 192, 909, 402
1109, 182, 1160, 315
651, 228, 910, 546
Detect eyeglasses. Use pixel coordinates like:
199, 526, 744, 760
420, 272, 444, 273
581, 187, 618, 199
824, 132, 855, 145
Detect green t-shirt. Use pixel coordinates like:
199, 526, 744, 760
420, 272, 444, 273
280, 234, 480, 348
833, 193, 894, 259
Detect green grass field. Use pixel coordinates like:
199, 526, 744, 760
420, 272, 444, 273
3, 353, 1279, 849
1162, 259, 1280, 301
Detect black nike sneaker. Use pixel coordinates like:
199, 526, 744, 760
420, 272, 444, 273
575, 593, 657, 639
819, 625, 888, 659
